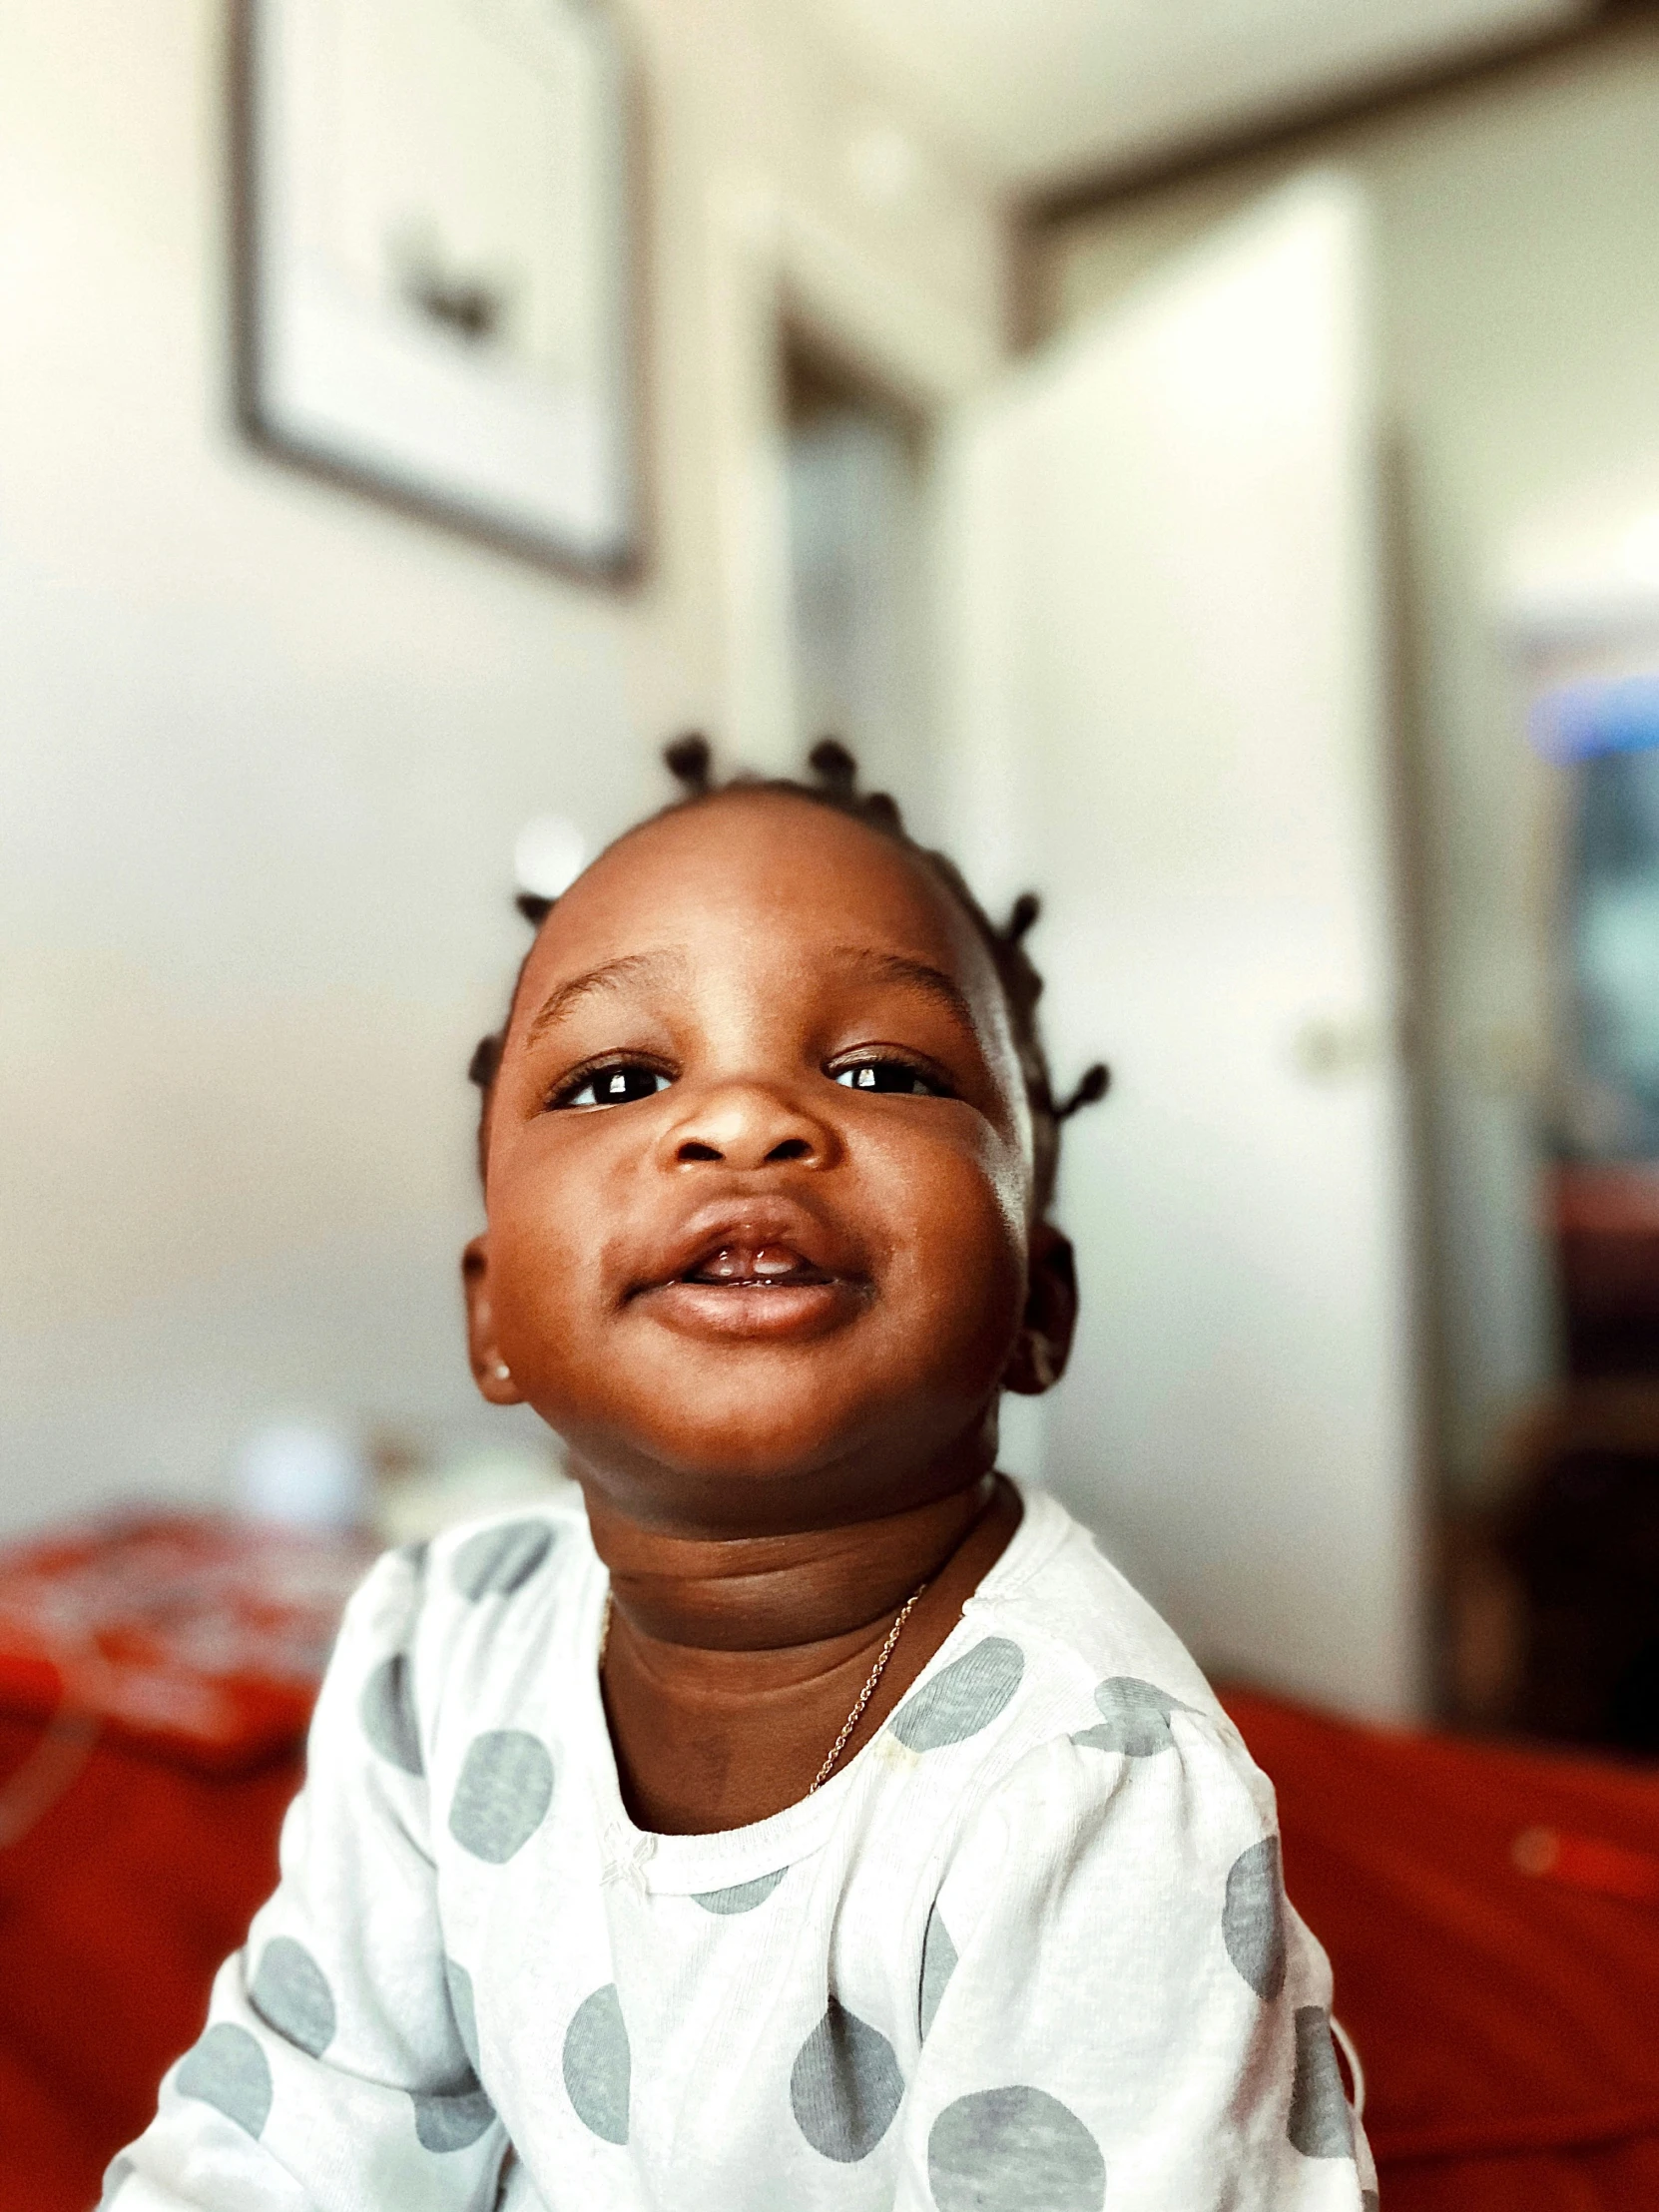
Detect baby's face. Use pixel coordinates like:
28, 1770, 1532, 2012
464, 792, 1048, 1534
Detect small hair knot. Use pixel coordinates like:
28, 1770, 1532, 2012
861, 791, 902, 831
515, 891, 553, 925
664, 732, 714, 795
1005, 891, 1040, 943
808, 737, 858, 793
1054, 1063, 1110, 1120
468, 1033, 503, 1090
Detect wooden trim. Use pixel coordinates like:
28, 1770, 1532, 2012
1022, 0, 1658, 231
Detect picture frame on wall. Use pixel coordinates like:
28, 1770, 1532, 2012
232, 0, 639, 579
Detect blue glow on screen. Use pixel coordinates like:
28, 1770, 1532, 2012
1532, 673, 1659, 763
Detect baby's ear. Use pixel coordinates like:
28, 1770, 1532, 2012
1003, 1222, 1078, 1395
462, 1236, 522, 1404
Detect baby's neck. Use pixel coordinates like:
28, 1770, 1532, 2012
585, 1475, 998, 1652
580, 1472, 1021, 1834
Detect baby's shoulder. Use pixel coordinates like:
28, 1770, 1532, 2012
346, 1490, 598, 1694
906, 1489, 1269, 1830
974, 1488, 1222, 1720
426, 1491, 593, 1606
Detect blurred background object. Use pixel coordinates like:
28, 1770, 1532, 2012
942, 173, 1421, 1721
511, 812, 589, 902
234, 0, 639, 574
231, 1416, 369, 1528
10, 1, 1659, 2206
374, 1435, 575, 1545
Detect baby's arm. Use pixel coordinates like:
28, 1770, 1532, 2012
105, 1546, 504, 2212
890, 1718, 1378, 2212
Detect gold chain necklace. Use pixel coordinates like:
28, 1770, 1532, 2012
598, 1581, 928, 1797
809, 1581, 927, 1793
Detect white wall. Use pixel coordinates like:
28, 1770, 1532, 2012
1033, 22, 1659, 1496
0, 0, 1005, 1535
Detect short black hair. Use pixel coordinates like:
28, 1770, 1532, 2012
467, 735, 1107, 1215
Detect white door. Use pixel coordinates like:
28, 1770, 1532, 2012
940, 175, 1423, 1721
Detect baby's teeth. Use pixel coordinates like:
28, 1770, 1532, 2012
688, 1242, 808, 1282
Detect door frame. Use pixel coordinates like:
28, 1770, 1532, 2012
703, 175, 1001, 767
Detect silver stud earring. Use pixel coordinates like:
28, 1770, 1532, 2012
492, 1362, 511, 1382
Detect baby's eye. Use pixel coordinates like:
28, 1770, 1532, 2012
553, 1062, 672, 1110
831, 1059, 950, 1097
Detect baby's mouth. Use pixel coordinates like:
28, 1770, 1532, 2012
679, 1241, 834, 1290
631, 1222, 861, 1341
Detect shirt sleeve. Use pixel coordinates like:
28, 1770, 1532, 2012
104, 1544, 506, 2212
888, 1711, 1379, 2212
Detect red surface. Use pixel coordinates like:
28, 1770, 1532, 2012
0, 1513, 372, 1772
1515, 1823, 1659, 1904
0, 1714, 301, 2211
1, 1683, 1655, 2207
1225, 1689, 1659, 2204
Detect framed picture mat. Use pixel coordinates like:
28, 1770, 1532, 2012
229, 0, 643, 580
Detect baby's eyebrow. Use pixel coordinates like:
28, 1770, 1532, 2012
522, 949, 687, 1044
831, 947, 979, 1034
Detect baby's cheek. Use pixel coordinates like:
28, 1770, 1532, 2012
487, 1210, 598, 1378
872, 1136, 1027, 1343
876, 1117, 1024, 1253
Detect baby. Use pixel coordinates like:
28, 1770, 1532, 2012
109, 738, 1378, 2210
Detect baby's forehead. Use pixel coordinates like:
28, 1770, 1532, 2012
522, 791, 1006, 1017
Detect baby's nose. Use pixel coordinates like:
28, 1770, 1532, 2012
663, 1080, 838, 1173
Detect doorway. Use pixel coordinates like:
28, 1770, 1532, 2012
782, 333, 936, 832
1490, 681, 1659, 1753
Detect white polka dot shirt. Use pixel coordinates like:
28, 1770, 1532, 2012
106, 1485, 1379, 2212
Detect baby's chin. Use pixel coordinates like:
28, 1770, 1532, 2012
555, 1375, 994, 1535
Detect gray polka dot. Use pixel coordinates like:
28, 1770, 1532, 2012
446, 1956, 480, 2074
1289, 2006, 1355, 2159
98, 2154, 135, 2207
790, 1997, 903, 2162
360, 1652, 423, 1776
928, 2085, 1106, 2212
448, 1730, 553, 1863
249, 1936, 336, 2057
563, 1983, 630, 2144
1071, 1676, 1193, 1757
692, 1868, 788, 1915
413, 2085, 497, 2152
176, 2022, 273, 2139
1223, 1837, 1287, 2001
918, 1904, 957, 2040
890, 1637, 1024, 1753
451, 1520, 555, 1601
